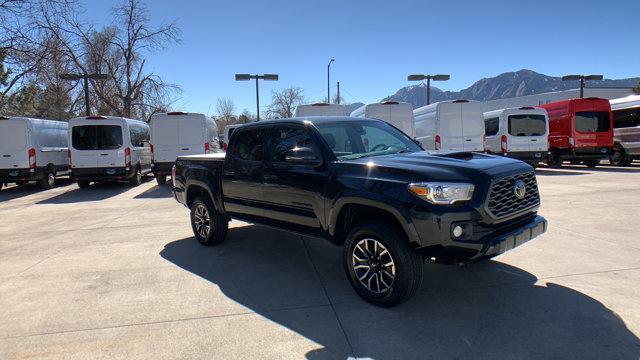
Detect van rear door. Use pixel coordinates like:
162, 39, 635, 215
460, 103, 484, 151
506, 114, 535, 151
153, 119, 179, 162
178, 118, 205, 155
71, 124, 124, 168
439, 103, 464, 151
0, 119, 29, 169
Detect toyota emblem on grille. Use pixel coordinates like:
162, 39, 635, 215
514, 180, 526, 199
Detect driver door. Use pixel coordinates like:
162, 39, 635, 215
261, 124, 327, 233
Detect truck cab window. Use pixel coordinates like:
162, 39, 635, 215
232, 129, 265, 161
271, 126, 320, 163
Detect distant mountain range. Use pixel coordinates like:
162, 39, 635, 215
382, 69, 639, 108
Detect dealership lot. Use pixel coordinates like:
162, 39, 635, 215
1, 166, 639, 359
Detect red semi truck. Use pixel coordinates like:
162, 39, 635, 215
537, 98, 614, 167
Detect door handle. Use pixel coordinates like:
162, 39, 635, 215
100, 153, 109, 156
465, 139, 472, 142
182, 148, 190, 150
531, 139, 537, 142
224, 171, 235, 176
263, 174, 278, 181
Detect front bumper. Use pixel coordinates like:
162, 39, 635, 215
70, 167, 135, 182
469, 215, 547, 261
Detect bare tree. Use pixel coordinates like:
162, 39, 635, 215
267, 87, 305, 119
215, 97, 235, 120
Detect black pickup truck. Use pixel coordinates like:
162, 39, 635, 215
172, 117, 547, 307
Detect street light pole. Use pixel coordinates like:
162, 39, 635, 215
407, 74, 450, 106
60, 73, 110, 116
561, 74, 603, 98
327, 59, 334, 103
235, 73, 279, 121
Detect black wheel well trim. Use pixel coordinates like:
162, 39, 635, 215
328, 197, 421, 246
185, 180, 224, 214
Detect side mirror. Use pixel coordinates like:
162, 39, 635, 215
285, 147, 322, 166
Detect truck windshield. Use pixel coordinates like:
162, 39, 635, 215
72, 125, 123, 150
315, 121, 422, 160
575, 112, 610, 133
508, 115, 546, 136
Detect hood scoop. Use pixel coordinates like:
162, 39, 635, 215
434, 151, 476, 160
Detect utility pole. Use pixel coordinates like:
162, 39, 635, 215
562, 74, 603, 98
327, 59, 335, 103
407, 74, 450, 106
336, 82, 340, 104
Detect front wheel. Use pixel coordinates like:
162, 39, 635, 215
610, 148, 632, 167
190, 196, 228, 246
77, 180, 90, 188
546, 154, 562, 168
343, 222, 423, 307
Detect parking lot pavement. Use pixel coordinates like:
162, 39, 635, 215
1, 166, 639, 359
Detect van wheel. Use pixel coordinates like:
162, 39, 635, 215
190, 196, 228, 246
155, 175, 167, 186
77, 180, 90, 188
546, 154, 561, 168
130, 167, 142, 187
583, 159, 600, 168
610, 148, 632, 166
343, 221, 423, 307
39, 171, 56, 189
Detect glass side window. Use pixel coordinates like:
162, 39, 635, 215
508, 115, 547, 136
575, 111, 611, 133
129, 125, 149, 147
271, 126, 320, 163
231, 128, 265, 161
72, 125, 123, 150
613, 108, 640, 129
316, 121, 421, 160
484, 117, 499, 136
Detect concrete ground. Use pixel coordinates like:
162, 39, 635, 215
0, 165, 639, 359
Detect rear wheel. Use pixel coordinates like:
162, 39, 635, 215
583, 159, 600, 168
610, 148, 632, 167
155, 175, 167, 186
546, 154, 562, 168
343, 221, 423, 307
130, 167, 142, 187
39, 171, 56, 189
77, 180, 90, 188
190, 196, 228, 246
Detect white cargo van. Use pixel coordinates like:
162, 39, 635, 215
0, 116, 68, 190
150, 112, 221, 185
413, 100, 485, 152
351, 101, 415, 137
69, 116, 152, 188
223, 124, 242, 151
609, 95, 640, 166
294, 103, 350, 117
483, 107, 549, 166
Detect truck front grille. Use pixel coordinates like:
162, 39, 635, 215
486, 171, 539, 218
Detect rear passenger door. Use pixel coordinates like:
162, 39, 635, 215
221, 127, 267, 220
261, 124, 327, 232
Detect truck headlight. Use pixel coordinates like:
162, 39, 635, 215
408, 182, 475, 205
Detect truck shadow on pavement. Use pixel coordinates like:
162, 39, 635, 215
160, 225, 640, 360
0, 179, 74, 202
133, 184, 173, 199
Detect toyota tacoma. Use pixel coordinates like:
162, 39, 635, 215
172, 117, 547, 307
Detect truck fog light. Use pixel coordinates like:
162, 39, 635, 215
452, 225, 463, 238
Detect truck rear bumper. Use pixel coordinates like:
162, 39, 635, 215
70, 167, 135, 182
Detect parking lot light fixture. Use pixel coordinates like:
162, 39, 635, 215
60, 73, 110, 116
561, 74, 604, 98
235, 73, 279, 121
407, 73, 450, 105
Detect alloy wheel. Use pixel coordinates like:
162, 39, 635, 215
193, 204, 211, 238
352, 238, 396, 294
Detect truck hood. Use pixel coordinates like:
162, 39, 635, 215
338, 151, 530, 183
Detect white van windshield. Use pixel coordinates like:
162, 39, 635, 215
508, 115, 546, 136
72, 125, 123, 150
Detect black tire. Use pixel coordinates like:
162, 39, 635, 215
190, 196, 228, 246
546, 154, 562, 168
16, 181, 26, 186
77, 180, 90, 188
610, 148, 632, 167
155, 175, 167, 186
130, 167, 142, 187
343, 221, 423, 307
583, 159, 600, 168
38, 170, 56, 189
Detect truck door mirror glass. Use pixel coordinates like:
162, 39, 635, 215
285, 147, 322, 166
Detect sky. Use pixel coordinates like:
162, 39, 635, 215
81, 0, 640, 116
